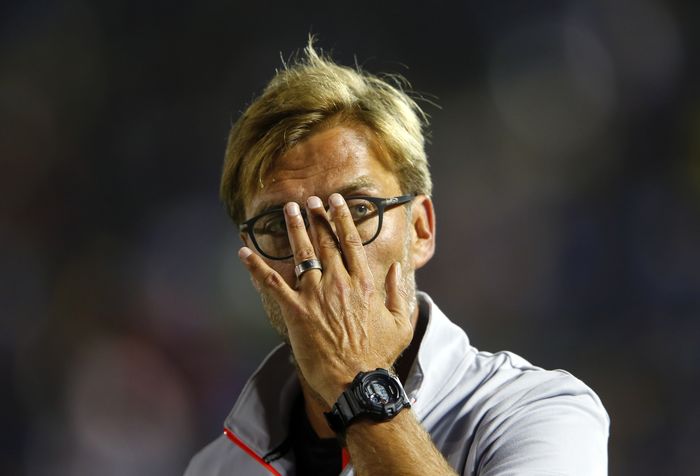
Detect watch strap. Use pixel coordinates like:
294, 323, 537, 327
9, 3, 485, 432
326, 388, 365, 432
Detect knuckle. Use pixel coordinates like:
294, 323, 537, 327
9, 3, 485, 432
287, 217, 305, 230
357, 276, 374, 293
319, 235, 339, 251
343, 232, 363, 247
329, 279, 349, 296
263, 270, 283, 288
294, 246, 317, 261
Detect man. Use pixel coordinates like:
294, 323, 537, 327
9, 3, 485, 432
185, 42, 609, 475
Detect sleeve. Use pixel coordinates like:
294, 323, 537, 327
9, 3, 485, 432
470, 376, 610, 476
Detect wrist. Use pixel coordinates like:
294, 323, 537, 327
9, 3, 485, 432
316, 365, 373, 406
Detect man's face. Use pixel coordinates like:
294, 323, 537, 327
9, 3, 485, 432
241, 124, 418, 339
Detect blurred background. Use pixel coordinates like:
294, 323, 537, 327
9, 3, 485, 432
1, 0, 699, 474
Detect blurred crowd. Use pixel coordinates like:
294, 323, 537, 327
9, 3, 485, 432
1, 1, 699, 475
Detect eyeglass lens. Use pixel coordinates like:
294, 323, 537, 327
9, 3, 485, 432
251, 198, 380, 259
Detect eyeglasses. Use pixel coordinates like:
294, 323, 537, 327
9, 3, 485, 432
240, 194, 416, 260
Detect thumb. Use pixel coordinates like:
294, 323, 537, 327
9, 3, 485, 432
385, 261, 407, 318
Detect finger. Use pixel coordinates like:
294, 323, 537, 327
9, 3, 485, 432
328, 193, 370, 276
284, 202, 322, 283
238, 247, 297, 304
385, 262, 408, 319
385, 262, 413, 351
306, 195, 344, 274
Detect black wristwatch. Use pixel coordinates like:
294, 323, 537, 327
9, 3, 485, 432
324, 368, 411, 435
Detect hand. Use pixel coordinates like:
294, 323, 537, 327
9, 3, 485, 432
238, 193, 413, 406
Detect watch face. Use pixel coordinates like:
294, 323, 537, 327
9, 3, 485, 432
363, 375, 400, 406
368, 381, 391, 404
340, 369, 410, 426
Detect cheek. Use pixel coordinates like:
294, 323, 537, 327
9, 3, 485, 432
364, 218, 410, 275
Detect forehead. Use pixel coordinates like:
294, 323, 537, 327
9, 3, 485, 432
245, 125, 401, 216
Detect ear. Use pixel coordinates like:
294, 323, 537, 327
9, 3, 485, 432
409, 195, 436, 270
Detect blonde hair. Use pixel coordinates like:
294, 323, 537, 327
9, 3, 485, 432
220, 40, 432, 224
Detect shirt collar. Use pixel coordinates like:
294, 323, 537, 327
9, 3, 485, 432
407, 292, 475, 419
223, 291, 475, 457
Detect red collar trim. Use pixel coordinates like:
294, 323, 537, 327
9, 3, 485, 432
223, 427, 282, 476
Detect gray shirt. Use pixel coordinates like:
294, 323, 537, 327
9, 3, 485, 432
185, 292, 609, 475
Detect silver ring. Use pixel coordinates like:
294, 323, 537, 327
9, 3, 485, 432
294, 259, 322, 279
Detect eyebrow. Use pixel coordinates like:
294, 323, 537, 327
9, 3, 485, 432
250, 175, 380, 217
336, 176, 379, 197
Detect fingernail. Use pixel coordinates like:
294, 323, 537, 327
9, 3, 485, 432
307, 196, 322, 209
286, 202, 300, 216
238, 247, 253, 259
330, 193, 344, 207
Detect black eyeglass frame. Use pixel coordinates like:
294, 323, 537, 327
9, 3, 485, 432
239, 193, 417, 260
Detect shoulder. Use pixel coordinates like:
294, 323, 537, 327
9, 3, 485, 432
184, 432, 278, 476
469, 350, 608, 421
440, 347, 609, 444
184, 434, 231, 476
464, 351, 610, 475
469, 349, 604, 404
183, 344, 297, 476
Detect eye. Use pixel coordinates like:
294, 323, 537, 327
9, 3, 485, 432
256, 213, 287, 235
347, 199, 377, 222
350, 203, 369, 218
